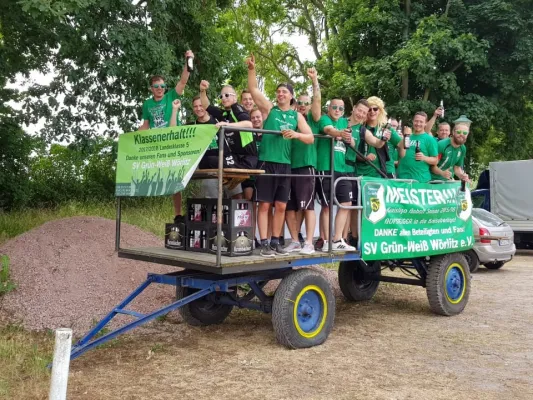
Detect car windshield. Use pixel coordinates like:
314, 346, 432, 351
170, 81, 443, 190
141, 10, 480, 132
472, 208, 504, 227
471, 193, 486, 209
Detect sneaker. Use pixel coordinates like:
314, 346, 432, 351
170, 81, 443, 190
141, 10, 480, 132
254, 238, 261, 250
320, 240, 329, 252
174, 214, 185, 224
298, 233, 305, 245
314, 237, 324, 251
260, 243, 276, 258
284, 241, 302, 253
332, 239, 356, 252
271, 242, 289, 256
300, 243, 315, 255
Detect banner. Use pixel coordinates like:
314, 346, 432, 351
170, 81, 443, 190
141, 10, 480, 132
115, 125, 217, 196
360, 177, 474, 260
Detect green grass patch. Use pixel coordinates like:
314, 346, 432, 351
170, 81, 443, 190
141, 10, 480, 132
0, 255, 16, 295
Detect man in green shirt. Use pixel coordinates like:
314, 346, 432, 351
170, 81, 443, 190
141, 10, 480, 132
316, 99, 389, 252
138, 50, 193, 226
139, 50, 194, 130
246, 54, 313, 257
430, 123, 470, 181
397, 112, 439, 182
284, 67, 321, 255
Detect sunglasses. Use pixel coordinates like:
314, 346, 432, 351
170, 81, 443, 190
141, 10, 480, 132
456, 130, 469, 135
219, 93, 236, 99
331, 105, 345, 111
298, 101, 311, 106
369, 107, 380, 112
152, 84, 167, 89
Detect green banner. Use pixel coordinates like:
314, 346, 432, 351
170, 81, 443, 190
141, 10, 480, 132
115, 125, 217, 196
360, 177, 474, 260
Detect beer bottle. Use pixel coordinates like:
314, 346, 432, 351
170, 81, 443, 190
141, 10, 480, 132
223, 205, 229, 224
404, 131, 411, 149
212, 205, 217, 223
381, 118, 391, 141
188, 203, 194, 221
186, 56, 194, 73
201, 230, 206, 248
201, 204, 206, 221
440, 100, 444, 118
415, 141, 421, 161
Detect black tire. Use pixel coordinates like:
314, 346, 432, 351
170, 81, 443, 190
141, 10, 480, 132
426, 253, 471, 316
176, 286, 233, 327
464, 250, 480, 273
272, 268, 335, 349
338, 260, 380, 301
484, 261, 505, 270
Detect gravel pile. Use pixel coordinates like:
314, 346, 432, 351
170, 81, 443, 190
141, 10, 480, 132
0, 216, 176, 334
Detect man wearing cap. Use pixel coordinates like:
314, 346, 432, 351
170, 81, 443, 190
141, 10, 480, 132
246, 54, 313, 257
430, 116, 472, 181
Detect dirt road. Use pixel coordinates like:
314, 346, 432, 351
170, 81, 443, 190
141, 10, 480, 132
66, 252, 533, 400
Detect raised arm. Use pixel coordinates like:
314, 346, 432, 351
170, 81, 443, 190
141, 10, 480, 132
169, 99, 181, 127
425, 106, 443, 134
175, 50, 194, 95
363, 130, 386, 149
138, 120, 149, 131
308, 68, 321, 122
199, 80, 210, 109
246, 54, 273, 116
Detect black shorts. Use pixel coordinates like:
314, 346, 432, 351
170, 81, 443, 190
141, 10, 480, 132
287, 167, 315, 211
199, 154, 258, 170
241, 179, 254, 191
347, 174, 360, 206
316, 171, 353, 206
253, 161, 291, 204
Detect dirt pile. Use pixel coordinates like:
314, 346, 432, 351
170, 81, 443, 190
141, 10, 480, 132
0, 216, 176, 334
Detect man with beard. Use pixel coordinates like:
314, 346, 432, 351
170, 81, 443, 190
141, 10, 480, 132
430, 123, 470, 181
397, 112, 438, 182
283, 67, 321, 255
246, 54, 313, 257
139, 50, 194, 130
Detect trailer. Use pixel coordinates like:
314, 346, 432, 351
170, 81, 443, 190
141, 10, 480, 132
68, 126, 474, 362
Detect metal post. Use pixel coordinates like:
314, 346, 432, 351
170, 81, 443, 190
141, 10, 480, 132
216, 127, 225, 266
115, 197, 122, 252
49, 328, 72, 400
328, 136, 334, 254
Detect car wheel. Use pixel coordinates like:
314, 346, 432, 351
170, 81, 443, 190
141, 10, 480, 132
464, 250, 480, 273
484, 261, 505, 270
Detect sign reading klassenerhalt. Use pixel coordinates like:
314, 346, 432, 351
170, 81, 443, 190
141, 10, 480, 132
115, 125, 217, 197
360, 177, 474, 260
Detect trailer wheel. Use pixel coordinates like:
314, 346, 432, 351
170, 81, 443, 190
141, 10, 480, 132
463, 250, 480, 273
272, 269, 335, 349
176, 287, 233, 327
426, 253, 470, 316
338, 260, 380, 301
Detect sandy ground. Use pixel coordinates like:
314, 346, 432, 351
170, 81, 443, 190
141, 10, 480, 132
64, 251, 533, 400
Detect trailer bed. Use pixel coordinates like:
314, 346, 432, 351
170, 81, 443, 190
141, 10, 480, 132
118, 247, 361, 274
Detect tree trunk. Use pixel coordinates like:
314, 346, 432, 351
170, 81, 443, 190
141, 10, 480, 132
401, 0, 411, 100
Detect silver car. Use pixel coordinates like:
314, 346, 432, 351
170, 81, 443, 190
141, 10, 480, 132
464, 208, 516, 272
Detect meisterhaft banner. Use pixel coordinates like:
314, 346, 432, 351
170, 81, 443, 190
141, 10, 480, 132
360, 177, 473, 260
115, 125, 217, 196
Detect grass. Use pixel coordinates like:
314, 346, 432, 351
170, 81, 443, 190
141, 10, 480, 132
0, 325, 54, 399
0, 255, 16, 295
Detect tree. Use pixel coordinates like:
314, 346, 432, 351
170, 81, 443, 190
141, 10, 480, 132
1, 0, 239, 141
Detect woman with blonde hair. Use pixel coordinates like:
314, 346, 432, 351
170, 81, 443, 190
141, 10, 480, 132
356, 96, 402, 179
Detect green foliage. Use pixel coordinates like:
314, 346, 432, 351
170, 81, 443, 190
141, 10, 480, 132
0, 255, 16, 295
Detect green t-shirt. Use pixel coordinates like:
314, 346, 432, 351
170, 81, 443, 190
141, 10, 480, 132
316, 116, 349, 172
290, 111, 319, 169
142, 88, 182, 129
356, 126, 401, 177
430, 138, 467, 181
397, 132, 438, 183
388, 143, 398, 174
344, 123, 363, 174
260, 106, 298, 164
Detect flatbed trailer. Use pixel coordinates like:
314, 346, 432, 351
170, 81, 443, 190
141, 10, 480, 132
69, 126, 473, 362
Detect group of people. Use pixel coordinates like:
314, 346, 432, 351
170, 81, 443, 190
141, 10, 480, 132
138, 51, 471, 257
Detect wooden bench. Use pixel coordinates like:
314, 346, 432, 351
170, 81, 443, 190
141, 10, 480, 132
193, 168, 265, 189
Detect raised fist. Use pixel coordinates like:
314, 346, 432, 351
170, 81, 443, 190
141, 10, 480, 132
172, 99, 181, 110
245, 53, 256, 70
185, 50, 194, 59
307, 67, 318, 81
200, 80, 209, 91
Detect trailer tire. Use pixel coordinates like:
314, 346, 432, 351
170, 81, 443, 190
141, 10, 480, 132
272, 269, 335, 349
426, 253, 470, 316
484, 261, 505, 270
463, 250, 480, 273
338, 260, 380, 302
176, 287, 233, 327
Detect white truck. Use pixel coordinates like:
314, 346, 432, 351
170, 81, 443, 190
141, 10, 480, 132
471, 159, 533, 248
